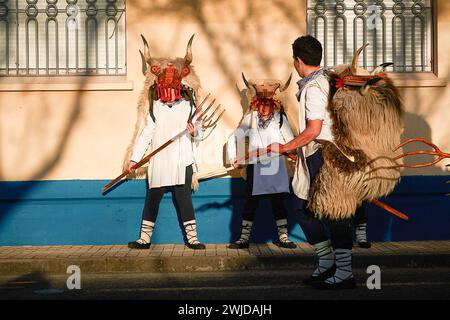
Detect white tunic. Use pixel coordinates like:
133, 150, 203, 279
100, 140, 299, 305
227, 111, 295, 195
291, 74, 333, 200
130, 99, 202, 188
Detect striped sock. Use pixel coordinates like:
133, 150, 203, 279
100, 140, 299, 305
312, 240, 334, 277
184, 220, 200, 245
325, 249, 353, 284
136, 220, 154, 244
356, 223, 368, 243
235, 220, 253, 245
276, 219, 292, 243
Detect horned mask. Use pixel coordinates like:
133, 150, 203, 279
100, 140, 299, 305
139, 34, 200, 103
241, 73, 292, 115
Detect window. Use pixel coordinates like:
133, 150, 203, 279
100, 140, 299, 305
0, 0, 126, 76
306, 0, 434, 73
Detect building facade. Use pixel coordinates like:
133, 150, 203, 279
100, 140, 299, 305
0, 0, 448, 245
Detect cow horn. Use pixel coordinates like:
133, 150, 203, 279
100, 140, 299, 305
139, 50, 147, 76
184, 34, 195, 66
140, 34, 152, 64
371, 62, 394, 75
360, 77, 383, 95
241, 72, 251, 89
351, 43, 369, 75
279, 73, 293, 92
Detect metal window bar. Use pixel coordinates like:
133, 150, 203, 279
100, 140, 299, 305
353, 14, 367, 69
65, 8, 79, 75
411, 15, 425, 72
333, 14, 347, 66
392, 14, 406, 72
105, 16, 118, 75
0, 18, 9, 75
46, 16, 59, 75
0, 0, 126, 77
307, 0, 433, 73
85, 17, 98, 74
26, 17, 39, 75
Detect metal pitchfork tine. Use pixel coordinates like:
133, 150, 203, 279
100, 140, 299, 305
190, 95, 225, 130
203, 105, 225, 129
188, 93, 211, 123
394, 138, 450, 168
196, 98, 216, 121
363, 137, 449, 221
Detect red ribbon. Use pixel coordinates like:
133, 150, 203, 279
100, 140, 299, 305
335, 77, 344, 89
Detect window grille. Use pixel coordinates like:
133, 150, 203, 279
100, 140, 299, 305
0, 0, 126, 76
306, 0, 433, 72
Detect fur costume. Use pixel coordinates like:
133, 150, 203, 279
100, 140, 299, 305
308, 44, 404, 220
125, 34, 206, 250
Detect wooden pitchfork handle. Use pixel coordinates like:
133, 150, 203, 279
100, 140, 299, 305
237, 145, 297, 163
102, 94, 216, 192
369, 198, 409, 221
245, 146, 407, 220
102, 129, 188, 191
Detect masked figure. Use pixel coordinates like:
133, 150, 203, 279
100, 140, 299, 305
124, 35, 205, 250
227, 74, 296, 249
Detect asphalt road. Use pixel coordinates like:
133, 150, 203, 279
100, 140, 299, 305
0, 268, 449, 300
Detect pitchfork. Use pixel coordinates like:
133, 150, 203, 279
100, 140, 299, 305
393, 138, 450, 168
102, 94, 225, 192
368, 138, 449, 221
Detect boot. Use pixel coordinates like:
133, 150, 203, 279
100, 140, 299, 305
183, 220, 205, 250
355, 223, 371, 248
228, 220, 252, 249
275, 219, 296, 249
128, 220, 154, 249
303, 240, 335, 285
312, 248, 356, 290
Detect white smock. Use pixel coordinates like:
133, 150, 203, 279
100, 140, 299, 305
130, 99, 202, 188
227, 111, 294, 195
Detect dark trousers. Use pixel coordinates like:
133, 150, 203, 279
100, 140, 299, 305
242, 164, 288, 222
292, 150, 353, 250
142, 165, 195, 223
353, 204, 368, 225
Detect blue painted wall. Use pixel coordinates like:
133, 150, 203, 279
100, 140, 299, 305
0, 176, 449, 245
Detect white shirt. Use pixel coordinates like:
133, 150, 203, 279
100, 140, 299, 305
292, 74, 332, 200
227, 111, 294, 195
227, 111, 294, 164
131, 99, 202, 188
304, 86, 334, 142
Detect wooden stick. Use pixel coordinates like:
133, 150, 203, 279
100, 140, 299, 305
369, 198, 409, 221
102, 129, 187, 192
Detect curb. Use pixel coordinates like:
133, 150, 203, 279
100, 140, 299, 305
2, 253, 450, 275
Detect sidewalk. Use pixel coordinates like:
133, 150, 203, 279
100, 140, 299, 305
1, 241, 450, 275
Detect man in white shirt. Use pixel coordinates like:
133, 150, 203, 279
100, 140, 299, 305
268, 36, 355, 290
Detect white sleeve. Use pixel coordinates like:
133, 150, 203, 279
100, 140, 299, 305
305, 86, 328, 121
226, 113, 251, 163
280, 113, 295, 143
130, 113, 155, 162
190, 112, 204, 144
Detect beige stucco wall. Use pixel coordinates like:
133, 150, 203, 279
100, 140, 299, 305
0, 0, 448, 182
